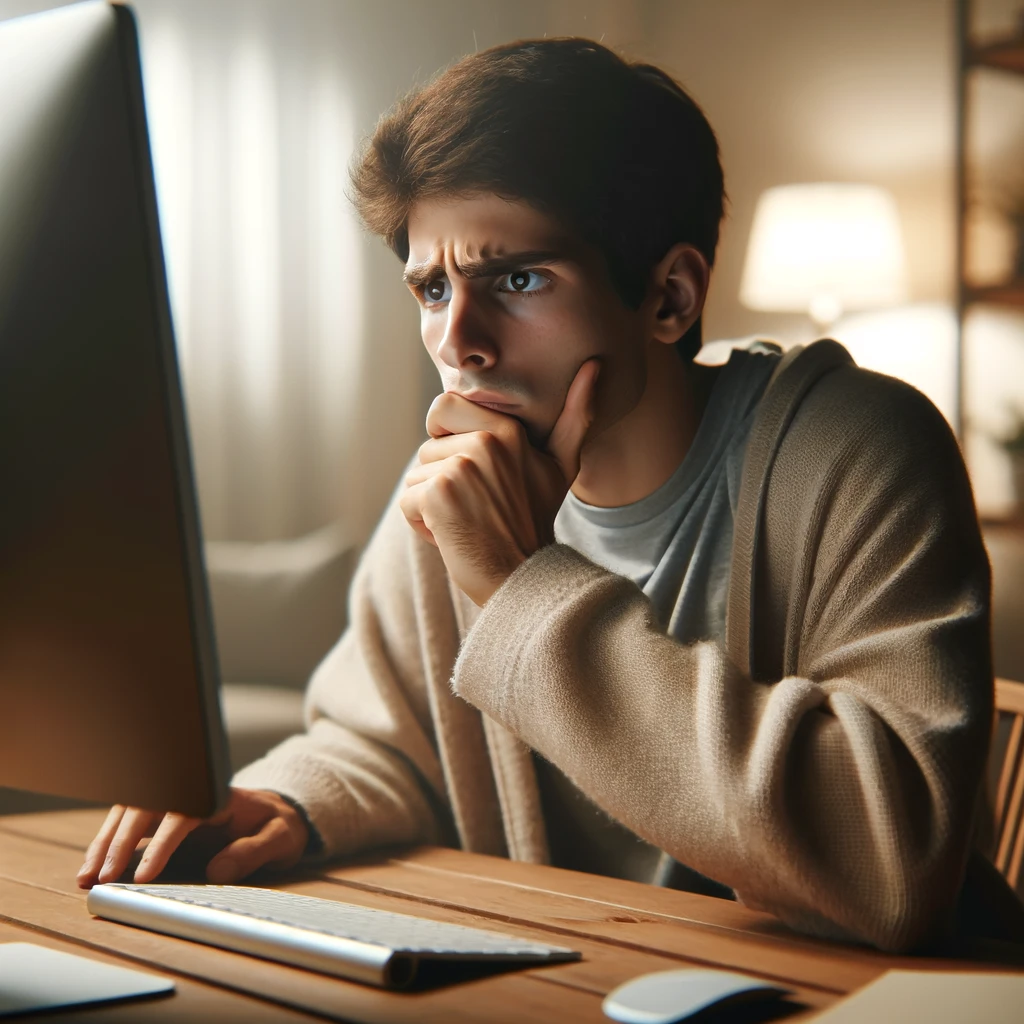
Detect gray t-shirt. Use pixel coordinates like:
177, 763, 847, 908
535, 343, 781, 889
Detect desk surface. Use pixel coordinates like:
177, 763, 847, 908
0, 809, 1020, 1022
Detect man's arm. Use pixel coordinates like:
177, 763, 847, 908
452, 368, 992, 953
231, 489, 456, 858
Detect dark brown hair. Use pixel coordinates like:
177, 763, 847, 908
350, 37, 726, 361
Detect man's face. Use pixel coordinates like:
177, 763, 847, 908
405, 194, 651, 447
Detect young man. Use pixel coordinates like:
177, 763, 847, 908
78, 39, 996, 953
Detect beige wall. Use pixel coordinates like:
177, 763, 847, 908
644, 0, 977, 344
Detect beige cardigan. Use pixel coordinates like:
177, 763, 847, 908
234, 340, 993, 953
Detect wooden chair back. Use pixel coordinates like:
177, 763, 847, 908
994, 677, 1024, 890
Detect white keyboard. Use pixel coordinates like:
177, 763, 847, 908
87, 883, 579, 989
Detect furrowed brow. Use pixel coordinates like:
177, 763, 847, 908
402, 261, 444, 288
457, 250, 567, 279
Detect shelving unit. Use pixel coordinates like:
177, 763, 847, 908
954, 1, 1024, 440
966, 283, 1024, 309
971, 34, 1024, 73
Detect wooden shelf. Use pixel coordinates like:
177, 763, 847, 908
954, 4, 1024, 441
969, 34, 1024, 74
965, 281, 1024, 310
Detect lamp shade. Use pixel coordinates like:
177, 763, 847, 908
739, 183, 908, 325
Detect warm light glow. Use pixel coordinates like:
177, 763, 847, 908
831, 304, 955, 426
830, 304, 1024, 518
740, 183, 908, 326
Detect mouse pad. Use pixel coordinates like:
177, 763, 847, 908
0, 942, 175, 1017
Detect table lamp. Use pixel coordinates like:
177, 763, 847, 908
739, 183, 908, 329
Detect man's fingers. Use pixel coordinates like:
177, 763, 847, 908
417, 422, 523, 470
425, 391, 519, 440
401, 474, 470, 548
547, 358, 601, 483
410, 436, 537, 553
133, 813, 203, 883
205, 817, 303, 885
408, 517, 436, 546
80, 805, 126, 870
400, 477, 438, 546
93, 807, 161, 885
403, 458, 526, 552
78, 805, 127, 887
405, 456, 451, 486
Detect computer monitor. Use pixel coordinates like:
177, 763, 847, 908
0, 0, 230, 818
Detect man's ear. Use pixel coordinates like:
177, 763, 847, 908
647, 243, 710, 346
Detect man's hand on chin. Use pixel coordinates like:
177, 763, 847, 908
400, 359, 600, 606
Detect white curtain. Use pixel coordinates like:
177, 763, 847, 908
136, 0, 366, 542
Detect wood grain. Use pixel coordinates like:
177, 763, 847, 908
0, 826, 607, 1022
0, 825, 837, 1011
320, 847, 1019, 986
3, 809, 1020, 1023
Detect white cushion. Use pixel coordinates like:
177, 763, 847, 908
205, 521, 355, 691
220, 683, 307, 772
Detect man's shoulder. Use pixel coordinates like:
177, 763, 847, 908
778, 346, 956, 465
753, 344, 973, 540
753, 344, 987, 601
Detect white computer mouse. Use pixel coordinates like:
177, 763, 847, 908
602, 968, 790, 1023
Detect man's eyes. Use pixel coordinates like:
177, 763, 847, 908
494, 270, 549, 294
423, 278, 452, 303
420, 270, 550, 306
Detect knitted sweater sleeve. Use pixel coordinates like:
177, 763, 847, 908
231, 491, 453, 859
452, 368, 992, 953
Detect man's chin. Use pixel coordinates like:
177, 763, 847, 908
515, 413, 556, 451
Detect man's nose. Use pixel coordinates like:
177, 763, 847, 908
435, 288, 497, 372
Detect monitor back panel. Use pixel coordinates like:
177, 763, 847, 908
0, 2, 229, 818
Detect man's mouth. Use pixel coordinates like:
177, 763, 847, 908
451, 389, 520, 412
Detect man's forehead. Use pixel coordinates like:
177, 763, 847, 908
405, 194, 580, 266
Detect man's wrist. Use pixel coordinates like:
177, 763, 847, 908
270, 791, 324, 857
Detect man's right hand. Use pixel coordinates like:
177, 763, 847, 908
76, 787, 310, 889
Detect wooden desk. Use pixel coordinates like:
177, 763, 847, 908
0, 809, 1020, 1022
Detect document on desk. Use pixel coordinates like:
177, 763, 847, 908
811, 969, 1024, 1023
0, 943, 174, 1018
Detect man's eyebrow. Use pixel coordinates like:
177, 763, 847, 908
402, 249, 570, 287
